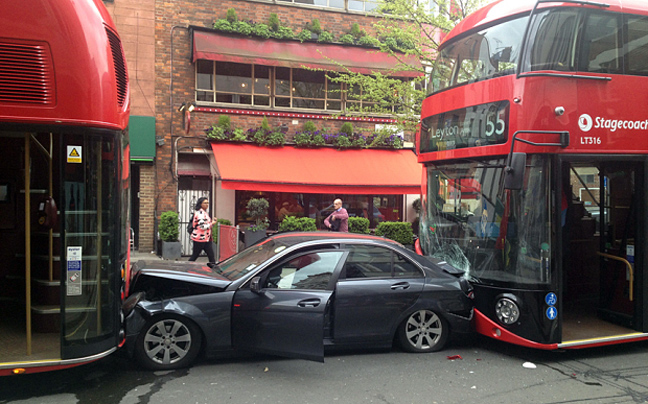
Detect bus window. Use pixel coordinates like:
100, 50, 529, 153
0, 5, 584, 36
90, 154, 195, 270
578, 12, 621, 73
429, 15, 528, 93
626, 15, 648, 76
525, 8, 581, 72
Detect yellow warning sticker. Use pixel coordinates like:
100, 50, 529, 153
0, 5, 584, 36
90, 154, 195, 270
67, 146, 82, 163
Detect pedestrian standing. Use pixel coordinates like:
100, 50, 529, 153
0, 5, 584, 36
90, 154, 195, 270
324, 198, 349, 232
189, 197, 216, 263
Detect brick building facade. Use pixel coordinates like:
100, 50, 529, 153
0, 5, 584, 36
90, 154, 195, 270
109, 0, 423, 253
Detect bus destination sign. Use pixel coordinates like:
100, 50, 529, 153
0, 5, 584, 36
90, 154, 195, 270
420, 100, 509, 153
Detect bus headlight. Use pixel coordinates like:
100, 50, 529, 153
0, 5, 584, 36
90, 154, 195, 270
495, 297, 520, 325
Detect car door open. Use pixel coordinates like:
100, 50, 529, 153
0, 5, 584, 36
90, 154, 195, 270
231, 249, 347, 362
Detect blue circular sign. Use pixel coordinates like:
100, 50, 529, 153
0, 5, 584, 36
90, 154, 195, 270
546, 306, 557, 320
545, 292, 557, 306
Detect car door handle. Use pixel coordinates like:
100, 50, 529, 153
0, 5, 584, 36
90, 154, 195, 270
391, 282, 410, 290
298, 298, 321, 308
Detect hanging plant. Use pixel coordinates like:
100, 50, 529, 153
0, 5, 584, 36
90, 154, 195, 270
317, 31, 335, 43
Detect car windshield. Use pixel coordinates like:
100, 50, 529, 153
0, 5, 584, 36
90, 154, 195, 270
216, 238, 290, 281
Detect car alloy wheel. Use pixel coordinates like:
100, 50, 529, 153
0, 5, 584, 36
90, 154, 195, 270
135, 315, 202, 370
398, 309, 448, 353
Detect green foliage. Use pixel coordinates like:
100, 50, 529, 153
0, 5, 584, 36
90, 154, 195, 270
252, 128, 268, 145
297, 29, 312, 42
312, 133, 326, 146
339, 34, 355, 44
357, 35, 380, 47
230, 128, 247, 141
412, 198, 421, 213
268, 13, 280, 31
303, 121, 317, 132
212, 218, 232, 244
246, 198, 269, 231
309, 19, 322, 34
261, 116, 271, 131
382, 36, 399, 51
159, 211, 180, 242
368, 127, 404, 149
333, 135, 352, 149
231, 20, 253, 36
226, 8, 237, 23
213, 19, 232, 32
274, 25, 295, 40
348, 217, 370, 234
206, 125, 228, 140
350, 23, 366, 39
340, 122, 354, 136
317, 31, 334, 43
293, 132, 313, 147
278, 216, 317, 233
375, 222, 414, 245
266, 130, 286, 146
218, 115, 231, 130
350, 134, 367, 148
252, 23, 271, 39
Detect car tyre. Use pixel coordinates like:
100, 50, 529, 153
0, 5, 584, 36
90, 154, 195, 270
398, 309, 448, 353
134, 314, 202, 370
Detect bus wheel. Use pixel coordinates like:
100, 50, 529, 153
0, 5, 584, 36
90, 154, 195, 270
134, 314, 202, 370
398, 309, 448, 353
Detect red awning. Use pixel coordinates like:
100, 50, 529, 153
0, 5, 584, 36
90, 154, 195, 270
211, 143, 421, 194
193, 29, 422, 78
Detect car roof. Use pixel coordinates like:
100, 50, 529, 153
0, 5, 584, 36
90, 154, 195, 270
261, 231, 402, 247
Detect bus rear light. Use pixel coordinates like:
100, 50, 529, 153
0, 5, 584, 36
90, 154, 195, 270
495, 297, 520, 325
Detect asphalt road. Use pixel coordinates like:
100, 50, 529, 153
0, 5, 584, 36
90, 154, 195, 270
2, 335, 648, 404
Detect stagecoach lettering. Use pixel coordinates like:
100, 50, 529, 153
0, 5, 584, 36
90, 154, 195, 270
593, 117, 648, 132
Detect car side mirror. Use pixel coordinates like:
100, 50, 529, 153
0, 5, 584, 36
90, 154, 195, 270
250, 276, 262, 294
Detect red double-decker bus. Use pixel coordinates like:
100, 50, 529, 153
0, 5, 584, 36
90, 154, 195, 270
0, 0, 130, 374
417, 0, 648, 349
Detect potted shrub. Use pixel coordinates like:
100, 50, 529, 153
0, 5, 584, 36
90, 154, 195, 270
159, 211, 181, 260
245, 197, 269, 247
278, 216, 316, 232
375, 221, 414, 247
348, 217, 370, 234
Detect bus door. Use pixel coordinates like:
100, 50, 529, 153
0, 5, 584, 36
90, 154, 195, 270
561, 160, 643, 342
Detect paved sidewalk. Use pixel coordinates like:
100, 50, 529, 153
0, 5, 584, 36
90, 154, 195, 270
129, 249, 210, 263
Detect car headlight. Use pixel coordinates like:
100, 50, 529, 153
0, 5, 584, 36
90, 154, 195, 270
495, 297, 519, 325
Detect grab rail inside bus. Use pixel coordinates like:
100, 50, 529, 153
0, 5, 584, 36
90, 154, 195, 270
504, 130, 570, 190
597, 251, 634, 301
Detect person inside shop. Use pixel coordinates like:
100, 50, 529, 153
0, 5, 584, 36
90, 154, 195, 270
278, 201, 291, 221
324, 198, 349, 232
188, 196, 216, 263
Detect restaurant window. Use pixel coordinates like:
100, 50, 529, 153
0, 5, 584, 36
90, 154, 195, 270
235, 191, 403, 231
196, 61, 344, 111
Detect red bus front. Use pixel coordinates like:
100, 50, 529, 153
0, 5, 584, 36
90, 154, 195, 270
418, 0, 648, 349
